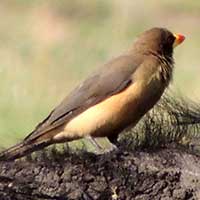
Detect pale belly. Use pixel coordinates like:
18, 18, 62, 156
53, 80, 164, 142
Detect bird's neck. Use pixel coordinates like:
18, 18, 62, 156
148, 50, 174, 86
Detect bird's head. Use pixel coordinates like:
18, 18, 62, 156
132, 27, 185, 58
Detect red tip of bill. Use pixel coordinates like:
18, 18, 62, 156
173, 33, 185, 47
176, 34, 185, 43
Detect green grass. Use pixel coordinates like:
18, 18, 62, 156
0, 0, 200, 148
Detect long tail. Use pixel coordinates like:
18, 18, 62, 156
0, 139, 52, 161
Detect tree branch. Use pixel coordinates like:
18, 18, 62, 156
0, 147, 199, 200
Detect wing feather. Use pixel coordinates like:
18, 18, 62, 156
24, 54, 142, 142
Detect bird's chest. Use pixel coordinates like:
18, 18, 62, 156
112, 77, 165, 122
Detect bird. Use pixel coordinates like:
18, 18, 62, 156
0, 27, 185, 161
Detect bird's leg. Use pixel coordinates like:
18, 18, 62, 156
86, 136, 118, 154
86, 136, 103, 153
107, 134, 119, 147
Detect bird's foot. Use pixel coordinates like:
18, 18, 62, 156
85, 136, 118, 155
94, 143, 118, 155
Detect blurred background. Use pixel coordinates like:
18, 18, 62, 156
0, 0, 200, 148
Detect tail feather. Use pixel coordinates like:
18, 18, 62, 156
0, 139, 52, 161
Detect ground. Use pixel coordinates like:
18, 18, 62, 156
0, 145, 199, 200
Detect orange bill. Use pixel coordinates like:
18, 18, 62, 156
173, 33, 185, 47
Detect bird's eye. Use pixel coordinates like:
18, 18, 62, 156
167, 35, 175, 44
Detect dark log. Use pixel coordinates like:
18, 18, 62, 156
0, 146, 199, 200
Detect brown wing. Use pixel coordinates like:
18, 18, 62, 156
24, 54, 143, 142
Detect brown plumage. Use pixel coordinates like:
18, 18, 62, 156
0, 27, 185, 160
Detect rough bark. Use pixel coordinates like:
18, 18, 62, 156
0, 146, 199, 200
